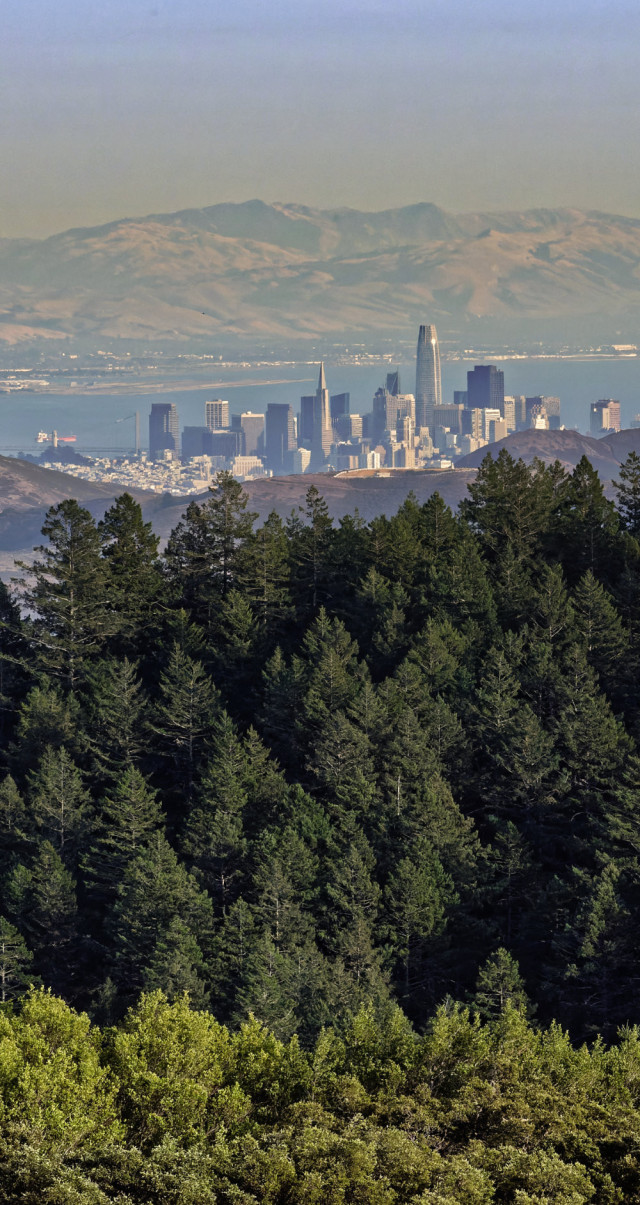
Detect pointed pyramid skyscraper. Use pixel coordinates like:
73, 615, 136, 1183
310, 360, 333, 470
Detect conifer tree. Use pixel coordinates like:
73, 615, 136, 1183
28, 746, 91, 864
108, 832, 214, 995
143, 916, 209, 1008
240, 510, 293, 649
84, 766, 163, 907
86, 656, 148, 781
98, 492, 161, 651
11, 679, 82, 774
473, 947, 531, 1018
288, 485, 334, 618
572, 569, 629, 694
0, 915, 35, 1002
182, 711, 248, 912
150, 642, 219, 804
163, 471, 257, 627
22, 841, 79, 993
16, 500, 110, 690
614, 449, 640, 537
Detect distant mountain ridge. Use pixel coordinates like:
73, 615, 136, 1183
2, 200, 640, 346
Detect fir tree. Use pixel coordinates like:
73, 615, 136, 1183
16, 500, 110, 690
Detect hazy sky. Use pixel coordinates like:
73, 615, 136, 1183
3, 0, 640, 238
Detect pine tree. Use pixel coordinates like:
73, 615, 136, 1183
384, 838, 452, 1001
86, 656, 148, 781
163, 471, 257, 628
143, 916, 209, 1008
11, 679, 82, 775
84, 766, 164, 908
288, 485, 334, 619
27, 746, 91, 864
108, 832, 214, 996
23, 841, 79, 993
16, 500, 110, 690
98, 492, 161, 652
240, 510, 293, 650
473, 947, 531, 1018
0, 915, 35, 1002
572, 569, 629, 695
150, 642, 219, 805
554, 455, 622, 583
182, 712, 248, 912
614, 449, 640, 537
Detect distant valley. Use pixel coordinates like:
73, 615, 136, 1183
1, 201, 640, 349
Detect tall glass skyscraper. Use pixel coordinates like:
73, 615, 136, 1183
415, 325, 442, 431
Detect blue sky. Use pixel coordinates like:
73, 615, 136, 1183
3, 0, 640, 236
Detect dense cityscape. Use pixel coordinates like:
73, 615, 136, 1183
36, 325, 632, 495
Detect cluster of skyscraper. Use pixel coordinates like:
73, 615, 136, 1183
142, 325, 636, 479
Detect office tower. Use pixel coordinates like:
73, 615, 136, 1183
462, 408, 485, 439
182, 426, 213, 460
466, 365, 504, 411
330, 392, 350, 433
149, 403, 179, 460
453, 390, 468, 408
311, 362, 333, 469
205, 399, 229, 430
489, 418, 508, 442
503, 397, 516, 432
386, 371, 401, 397
432, 404, 464, 435
299, 396, 315, 445
372, 386, 415, 442
415, 324, 442, 430
590, 399, 621, 436
526, 396, 561, 430
232, 411, 264, 456
511, 395, 528, 430
265, 403, 295, 474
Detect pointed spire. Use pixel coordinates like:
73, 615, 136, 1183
318, 361, 327, 393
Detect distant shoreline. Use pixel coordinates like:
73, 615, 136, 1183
0, 376, 316, 398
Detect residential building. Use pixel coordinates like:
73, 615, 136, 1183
205, 399, 229, 430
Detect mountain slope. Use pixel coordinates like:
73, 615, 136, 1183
2, 202, 640, 346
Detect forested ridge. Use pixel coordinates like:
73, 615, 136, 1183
4, 450, 640, 1200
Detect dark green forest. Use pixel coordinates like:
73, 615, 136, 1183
4, 450, 640, 1200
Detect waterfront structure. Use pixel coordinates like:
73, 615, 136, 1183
265, 403, 295, 474
205, 399, 229, 430
310, 362, 333, 469
590, 399, 621, 436
415, 325, 442, 431
149, 403, 179, 460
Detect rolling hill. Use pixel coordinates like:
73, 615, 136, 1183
2, 201, 640, 347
